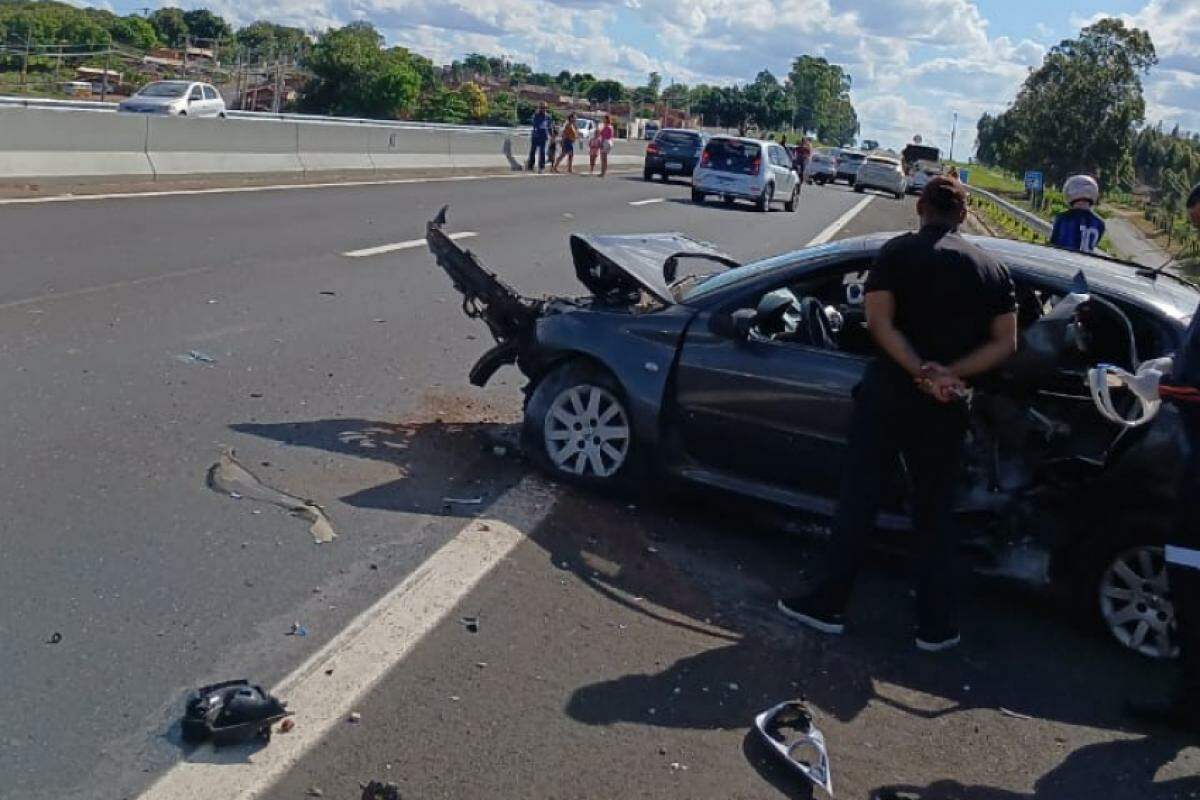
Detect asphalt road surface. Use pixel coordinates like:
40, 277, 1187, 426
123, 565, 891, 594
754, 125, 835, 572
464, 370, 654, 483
1, 172, 1195, 800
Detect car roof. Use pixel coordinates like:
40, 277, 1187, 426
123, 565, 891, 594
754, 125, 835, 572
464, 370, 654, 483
658, 128, 703, 135
708, 135, 770, 146
850, 232, 1198, 322
865, 156, 900, 164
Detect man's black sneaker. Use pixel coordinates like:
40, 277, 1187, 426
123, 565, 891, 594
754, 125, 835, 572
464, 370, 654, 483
777, 596, 845, 635
915, 624, 961, 652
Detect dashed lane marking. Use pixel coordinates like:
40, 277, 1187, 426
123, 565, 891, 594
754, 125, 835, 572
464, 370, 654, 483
628, 197, 665, 206
343, 231, 477, 258
806, 194, 875, 246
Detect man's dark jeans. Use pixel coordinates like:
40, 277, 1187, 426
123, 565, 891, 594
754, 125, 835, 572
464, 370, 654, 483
527, 137, 547, 171
1169, 411, 1200, 707
817, 361, 969, 629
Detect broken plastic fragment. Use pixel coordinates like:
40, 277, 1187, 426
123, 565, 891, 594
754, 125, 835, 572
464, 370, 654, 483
180, 679, 289, 746
208, 448, 337, 544
46, 632, 62, 645
754, 700, 833, 796
360, 780, 403, 800
178, 350, 217, 365
460, 616, 480, 633
287, 622, 308, 637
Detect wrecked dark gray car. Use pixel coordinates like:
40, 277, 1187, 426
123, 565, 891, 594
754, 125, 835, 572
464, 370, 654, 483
427, 209, 1197, 661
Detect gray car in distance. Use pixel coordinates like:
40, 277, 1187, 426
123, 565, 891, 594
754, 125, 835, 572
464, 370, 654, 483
428, 212, 1195, 662
119, 81, 227, 117
643, 128, 709, 181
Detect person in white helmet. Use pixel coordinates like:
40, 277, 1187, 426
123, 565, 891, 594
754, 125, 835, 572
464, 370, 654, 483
1050, 174, 1106, 253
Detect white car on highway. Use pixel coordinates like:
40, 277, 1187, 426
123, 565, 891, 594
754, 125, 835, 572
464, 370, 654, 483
118, 81, 226, 118
854, 154, 907, 199
906, 160, 943, 194
691, 136, 802, 212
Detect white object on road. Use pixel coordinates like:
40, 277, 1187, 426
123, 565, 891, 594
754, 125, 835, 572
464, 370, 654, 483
344, 231, 476, 258
629, 197, 665, 206
754, 700, 833, 796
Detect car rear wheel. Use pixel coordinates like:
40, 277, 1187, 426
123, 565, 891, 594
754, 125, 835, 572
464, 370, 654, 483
756, 183, 773, 212
523, 361, 638, 491
691, 189, 705, 204
1096, 543, 1177, 660
643, 167, 653, 181
784, 184, 799, 212
854, 184, 865, 193
894, 191, 903, 199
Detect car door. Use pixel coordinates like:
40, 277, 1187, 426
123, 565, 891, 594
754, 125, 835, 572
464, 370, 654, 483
672, 260, 870, 498
187, 84, 203, 115
202, 85, 221, 116
773, 145, 795, 194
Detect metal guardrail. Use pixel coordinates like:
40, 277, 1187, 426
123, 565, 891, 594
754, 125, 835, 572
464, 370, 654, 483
0, 94, 532, 135
964, 184, 1052, 236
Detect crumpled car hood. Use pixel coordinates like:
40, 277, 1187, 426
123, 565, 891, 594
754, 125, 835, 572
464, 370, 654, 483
569, 233, 736, 304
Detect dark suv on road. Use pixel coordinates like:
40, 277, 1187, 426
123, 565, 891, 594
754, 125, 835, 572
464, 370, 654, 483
644, 129, 708, 181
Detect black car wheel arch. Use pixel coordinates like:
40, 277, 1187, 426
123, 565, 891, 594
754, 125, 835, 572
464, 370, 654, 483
523, 359, 641, 491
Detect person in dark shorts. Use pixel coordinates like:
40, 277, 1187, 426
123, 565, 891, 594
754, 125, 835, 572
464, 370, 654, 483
553, 113, 578, 173
778, 177, 1018, 651
1129, 183, 1200, 732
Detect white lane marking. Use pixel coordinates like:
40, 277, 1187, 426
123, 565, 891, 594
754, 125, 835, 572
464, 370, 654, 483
0, 168, 642, 207
806, 194, 875, 246
343, 231, 476, 258
138, 476, 558, 800
0, 265, 217, 313
629, 197, 665, 206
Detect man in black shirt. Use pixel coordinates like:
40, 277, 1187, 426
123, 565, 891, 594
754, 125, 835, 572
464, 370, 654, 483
779, 177, 1018, 651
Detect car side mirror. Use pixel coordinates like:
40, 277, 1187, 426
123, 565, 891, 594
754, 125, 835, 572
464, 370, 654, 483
713, 308, 757, 340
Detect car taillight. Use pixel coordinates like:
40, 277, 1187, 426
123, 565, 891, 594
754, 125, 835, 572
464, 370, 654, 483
746, 158, 760, 175
646, 143, 659, 154
700, 150, 711, 166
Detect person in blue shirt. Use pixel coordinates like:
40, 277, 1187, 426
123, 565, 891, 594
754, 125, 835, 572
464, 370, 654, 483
526, 103, 551, 173
1050, 174, 1106, 253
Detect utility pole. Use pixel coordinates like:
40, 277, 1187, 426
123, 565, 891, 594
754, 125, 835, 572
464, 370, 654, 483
101, 37, 111, 102
20, 30, 31, 88
949, 110, 959, 164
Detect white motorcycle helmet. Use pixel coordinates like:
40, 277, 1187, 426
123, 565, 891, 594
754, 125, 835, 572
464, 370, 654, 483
1063, 174, 1100, 205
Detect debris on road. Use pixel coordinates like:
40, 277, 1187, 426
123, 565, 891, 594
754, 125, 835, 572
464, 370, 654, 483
208, 448, 337, 544
319, 291, 337, 296
180, 679, 289, 746
286, 621, 308, 637
305, 787, 324, 797
443, 496, 483, 505
177, 350, 217, 365
999, 707, 1032, 720
754, 699, 833, 796
348, 711, 362, 723
460, 615, 480, 633
279, 718, 296, 733
361, 780, 403, 800
669, 762, 688, 771
46, 632, 62, 644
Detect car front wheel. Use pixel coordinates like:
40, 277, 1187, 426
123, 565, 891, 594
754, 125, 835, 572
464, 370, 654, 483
784, 183, 799, 212
691, 189, 705, 204
756, 183, 773, 212
523, 361, 637, 490
1097, 543, 1177, 659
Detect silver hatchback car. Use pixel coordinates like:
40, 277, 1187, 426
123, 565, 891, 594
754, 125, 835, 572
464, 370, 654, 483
691, 137, 802, 212
119, 81, 227, 118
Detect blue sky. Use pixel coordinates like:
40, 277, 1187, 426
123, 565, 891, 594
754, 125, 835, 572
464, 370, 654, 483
113, 0, 1200, 157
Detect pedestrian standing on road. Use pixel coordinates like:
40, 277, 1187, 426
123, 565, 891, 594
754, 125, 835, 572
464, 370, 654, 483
798, 137, 813, 184
1128, 182, 1200, 732
527, 102, 551, 173
1050, 175, 1106, 254
555, 113, 578, 174
588, 124, 602, 174
598, 115, 615, 177
778, 177, 1018, 652
547, 118, 560, 171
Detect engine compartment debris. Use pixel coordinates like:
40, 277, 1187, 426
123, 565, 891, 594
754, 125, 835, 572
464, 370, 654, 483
208, 448, 337, 544
755, 699, 833, 796
180, 679, 289, 746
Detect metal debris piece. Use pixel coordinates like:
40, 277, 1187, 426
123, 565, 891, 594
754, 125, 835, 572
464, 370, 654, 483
46, 632, 62, 644
208, 448, 337, 544
178, 350, 217, 365
443, 496, 483, 505
999, 707, 1032, 720
669, 762, 688, 771
348, 711, 362, 723
279, 718, 296, 733
306, 787, 324, 797
754, 699, 833, 796
360, 780, 403, 800
460, 616, 480, 633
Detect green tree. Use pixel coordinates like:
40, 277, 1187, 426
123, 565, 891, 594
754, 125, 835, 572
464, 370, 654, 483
301, 23, 421, 119
462, 53, 491, 77
587, 79, 625, 105
459, 81, 488, 122
110, 15, 157, 50
417, 84, 469, 123
181, 9, 230, 42
148, 7, 188, 47
661, 82, 689, 107
987, 18, 1157, 185
488, 90, 517, 125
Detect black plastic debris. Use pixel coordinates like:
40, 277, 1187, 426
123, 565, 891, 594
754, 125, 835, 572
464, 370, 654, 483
46, 632, 62, 644
460, 616, 480, 633
754, 699, 833, 795
181, 679, 289, 746
361, 780, 403, 800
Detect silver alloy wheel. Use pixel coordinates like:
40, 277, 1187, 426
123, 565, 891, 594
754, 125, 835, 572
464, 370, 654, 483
1099, 544, 1177, 659
543, 384, 630, 478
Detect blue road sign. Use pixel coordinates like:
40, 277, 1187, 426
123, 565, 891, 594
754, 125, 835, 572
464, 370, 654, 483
958, 168, 970, 185
1024, 170, 1044, 191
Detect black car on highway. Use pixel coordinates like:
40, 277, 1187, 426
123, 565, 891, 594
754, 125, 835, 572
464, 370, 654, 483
428, 215, 1196, 662
643, 128, 708, 181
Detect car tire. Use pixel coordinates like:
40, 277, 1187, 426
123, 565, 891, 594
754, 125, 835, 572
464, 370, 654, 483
756, 184, 773, 212
218, 111, 227, 119
894, 191, 903, 200
722, 195, 735, 205
1080, 530, 1177, 660
522, 360, 639, 492
643, 168, 653, 181
691, 189, 705, 204
784, 184, 799, 212
854, 184, 864, 193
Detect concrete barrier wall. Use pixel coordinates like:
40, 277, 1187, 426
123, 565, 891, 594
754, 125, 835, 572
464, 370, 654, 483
0, 107, 153, 178
147, 116, 303, 176
0, 106, 651, 180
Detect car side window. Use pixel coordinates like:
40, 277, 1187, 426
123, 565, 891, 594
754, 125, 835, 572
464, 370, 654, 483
203, 86, 218, 100
189, 86, 203, 101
